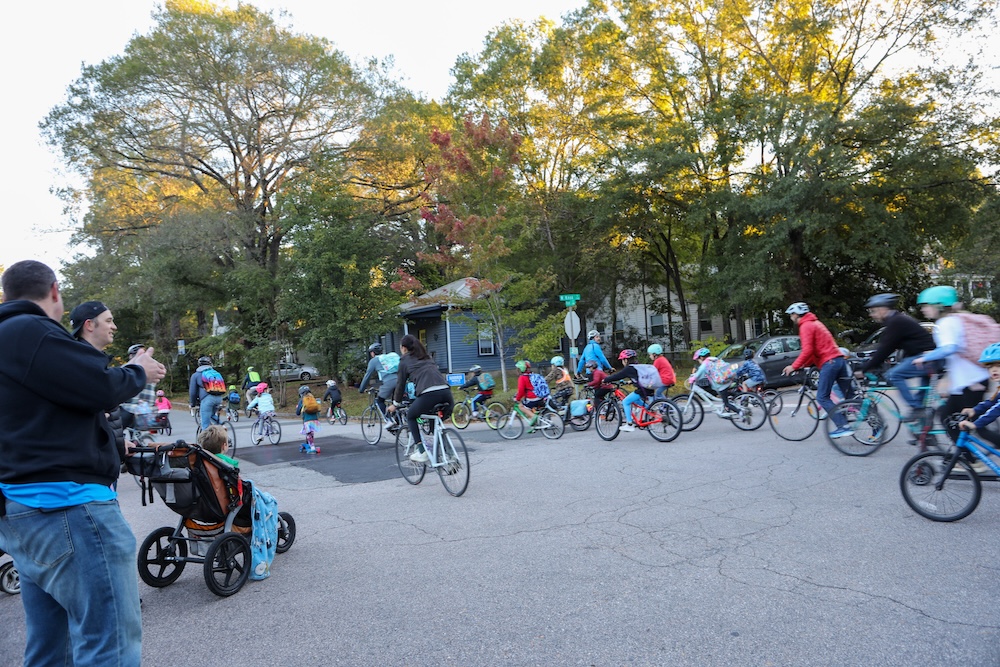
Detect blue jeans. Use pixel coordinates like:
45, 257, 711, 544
817, 357, 856, 429
622, 391, 646, 424
886, 358, 939, 410
199, 393, 223, 430
0, 499, 141, 666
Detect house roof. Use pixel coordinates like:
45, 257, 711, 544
400, 277, 481, 315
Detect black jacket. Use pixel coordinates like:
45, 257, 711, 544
393, 355, 448, 403
0, 301, 146, 486
860, 311, 936, 372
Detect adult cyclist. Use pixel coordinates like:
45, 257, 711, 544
359, 342, 399, 430
189, 355, 224, 431
576, 329, 613, 375
242, 366, 262, 405
854, 293, 937, 420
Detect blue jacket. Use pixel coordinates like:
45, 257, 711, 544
576, 340, 612, 374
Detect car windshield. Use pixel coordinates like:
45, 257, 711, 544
719, 342, 756, 359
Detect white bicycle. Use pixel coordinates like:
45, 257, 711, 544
673, 380, 769, 431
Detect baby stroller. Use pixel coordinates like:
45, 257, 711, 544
125, 442, 295, 597
0, 549, 19, 595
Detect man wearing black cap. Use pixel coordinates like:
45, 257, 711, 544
0, 260, 165, 666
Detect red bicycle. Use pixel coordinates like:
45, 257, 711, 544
594, 382, 682, 442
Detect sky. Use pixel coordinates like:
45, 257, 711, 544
0, 0, 585, 274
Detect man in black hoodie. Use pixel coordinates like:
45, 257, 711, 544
0, 260, 165, 667
856, 293, 937, 419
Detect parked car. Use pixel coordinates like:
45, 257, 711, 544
717, 335, 803, 389
853, 322, 937, 367
270, 362, 320, 381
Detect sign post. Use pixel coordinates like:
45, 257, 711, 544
559, 294, 582, 373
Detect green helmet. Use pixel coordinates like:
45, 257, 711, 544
515, 360, 529, 373
917, 285, 958, 307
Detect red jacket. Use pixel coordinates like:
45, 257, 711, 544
514, 373, 538, 402
791, 312, 842, 370
653, 356, 676, 386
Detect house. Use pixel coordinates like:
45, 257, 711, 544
396, 277, 518, 374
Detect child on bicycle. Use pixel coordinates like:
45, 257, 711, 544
646, 344, 676, 399
227, 385, 241, 411
323, 379, 343, 424
688, 347, 738, 417
601, 349, 657, 432
957, 342, 1000, 450
514, 360, 544, 420
247, 383, 277, 444
461, 365, 495, 419
585, 360, 615, 404
155, 389, 172, 413
735, 348, 766, 392
197, 424, 239, 468
296, 385, 321, 454
545, 356, 574, 405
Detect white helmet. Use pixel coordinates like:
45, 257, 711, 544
587, 329, 600, 340
326, 379, 336, 387
785, 302, 810, 315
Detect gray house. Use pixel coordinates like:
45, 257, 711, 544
398, 277, 517, 374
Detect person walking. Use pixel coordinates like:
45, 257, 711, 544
0, 260, 166, 666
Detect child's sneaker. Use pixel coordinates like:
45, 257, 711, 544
620, 423, 636, 432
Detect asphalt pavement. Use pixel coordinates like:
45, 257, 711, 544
2, 403, 1000, 666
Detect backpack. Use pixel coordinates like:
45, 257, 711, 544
302, 393, 319, 414
528, 373, 551, 399
479, 372, 496, 390
247, 485, 279, 581
377, 352, 400, 378
705, 358, 737, 386
201, 368, 227, 396
957, 313, 1000, 364
632, 363, 665, 390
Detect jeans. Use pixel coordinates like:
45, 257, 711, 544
817, 357, 856, 428
199, 393, 223, 431
470, 393, 488, 412
0, 499, 141, 666
622, 390, 646, 424
886, 358, 940, 410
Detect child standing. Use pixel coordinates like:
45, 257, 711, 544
197, 424, 239, 468
296, 385, 321, 453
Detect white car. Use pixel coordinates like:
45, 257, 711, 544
270, 362, 320, 381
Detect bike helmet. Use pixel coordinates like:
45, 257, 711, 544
551, 356, 564, 367
647, 343, 663, 355
979, 342, 1000, 365
228, 385, 236, 391
298, 385, 311, 396
469, 365, 482, 374
515, 360, 530, 373
156, 389, 165, 397
326, 379, 337, 387
743, 348, 755, 360
618, 349, 637, 361
784, 302, 810, 315
584, 360, 598, 370
198, 355, 212, 366
247, 366, 255, 371
368, 342, 383, 354
127, 343, 145, 357
587, 329, 600, 340
917, 285, 959, 307
255, 382, 268, 393
864, 293, 900, 309
692, 347, 711, 360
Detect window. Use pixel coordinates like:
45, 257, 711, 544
478, 325, 495, 356
700, 319, 713, 333
595, 322, 607, 336
418, 329, 427, 347
784, 337, 801, 352
650, 314, 665, 336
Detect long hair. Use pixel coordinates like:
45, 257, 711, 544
400, 334, 430, 360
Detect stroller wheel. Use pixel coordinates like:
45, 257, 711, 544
276, 511, 296, 554
203, 532, 250, 597
138, 526, 187, 588
0, 562, 20, 595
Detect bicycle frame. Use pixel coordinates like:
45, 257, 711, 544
511, 402, 557, 430
953, 431, 1000, 477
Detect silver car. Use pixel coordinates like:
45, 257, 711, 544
270, 362, 320, 381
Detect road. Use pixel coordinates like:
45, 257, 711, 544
2, 405, 999, 666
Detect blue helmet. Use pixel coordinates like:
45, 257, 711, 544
917, 285, 958, 307
979, 342, 1000, 365
550, 356, 565, 367
692, 347, 711, 360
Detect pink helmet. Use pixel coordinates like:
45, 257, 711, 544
156, 390, 164, 397
618, 349, 637, 361
256, 382, 269, 393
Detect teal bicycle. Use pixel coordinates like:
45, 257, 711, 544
900, 429, 1000, 521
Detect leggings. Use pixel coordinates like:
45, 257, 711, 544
939, 387, 987, 443
407, 388, 454, 451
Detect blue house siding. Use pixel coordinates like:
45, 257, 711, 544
401, 309, 516, 373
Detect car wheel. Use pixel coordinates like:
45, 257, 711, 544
300, 372, 312, 381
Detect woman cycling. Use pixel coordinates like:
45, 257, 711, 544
388, 334, 454, 463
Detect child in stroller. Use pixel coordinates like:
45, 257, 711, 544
126, 435, 295, 597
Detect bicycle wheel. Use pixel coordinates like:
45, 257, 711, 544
225, 420, 238, 455
900, 451, 981, 522
538, 411, 565, 439
672, 394, 704, 431
595, 400, 621, 441
646, 399, 682, 442
395, 429, 426, 485
361, 406, 382, 445
730, 393, 767, 432
568, 402, 593, 431
336, 406, 348, 425
264, 419, 281, 445
484, 402, 507, 429
762, 389, 781, 414
825, 400, 886, 456
867, 390, 902, 443
497, 412, 524, 440
768, 390, 820, 441
451, 403, 471, 429
437, 428, 470, 496
229, 408, 240, 423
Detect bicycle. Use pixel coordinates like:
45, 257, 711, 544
192, 404, 238, 452
450, 389, 506, 430
394, 401, 470, 497
361, 388, 401, 445
327, 402, 348, 426
250, 412, 282, 446
564, 385, 596, 432
900, 430, 1000, 522
497, 401, 565, 440
593, 383, 683, 442
226, 403, 241, 423
672, 380, 768, 432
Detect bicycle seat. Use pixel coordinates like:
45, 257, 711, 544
432, 402, 454, 418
